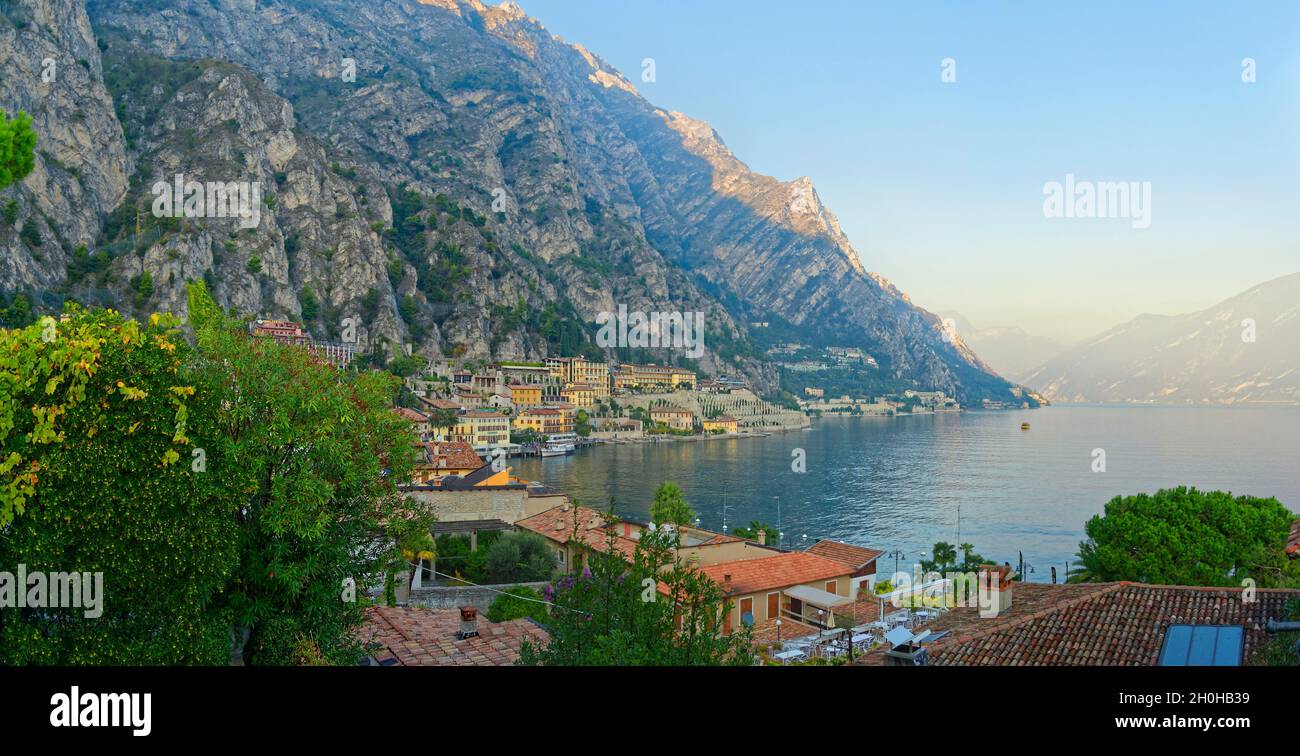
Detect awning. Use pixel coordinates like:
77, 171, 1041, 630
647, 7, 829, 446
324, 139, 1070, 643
783, 584, 853, 609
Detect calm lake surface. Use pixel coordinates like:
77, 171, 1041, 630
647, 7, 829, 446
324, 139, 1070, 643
513, 405, 1300, 582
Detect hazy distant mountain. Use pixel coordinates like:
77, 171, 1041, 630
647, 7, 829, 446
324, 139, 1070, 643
939, 312, 1065, 382
1021, 273, 1300, 404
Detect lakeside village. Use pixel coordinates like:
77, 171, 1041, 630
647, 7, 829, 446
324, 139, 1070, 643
253, 319, 1300, 668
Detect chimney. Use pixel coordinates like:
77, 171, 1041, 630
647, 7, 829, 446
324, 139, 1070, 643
456, 606, 480, 640
756, 530, 766, 546
561, 501, 570, 512
978, 564, 1014, 618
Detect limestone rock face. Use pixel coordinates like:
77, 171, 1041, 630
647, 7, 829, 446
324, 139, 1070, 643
0, 0, 128, 297
0, 0, 1029, 404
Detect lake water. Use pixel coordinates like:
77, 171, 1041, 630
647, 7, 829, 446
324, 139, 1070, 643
513, 405, 1300, 582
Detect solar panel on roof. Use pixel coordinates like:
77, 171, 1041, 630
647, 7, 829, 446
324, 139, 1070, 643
1157, 625, 1244, 666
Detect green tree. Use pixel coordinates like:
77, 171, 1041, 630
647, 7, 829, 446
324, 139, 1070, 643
187, 282, 432, 665
297, 287, 320, 322
0, 292, 34, 328
1070, 487, 1300, 588
928, 541, 957, 570
518, 507, 754, 666
0, 306, 237, 664
649, 481, 693, 527
0, 110, 37, 190
483, 531, 557, 583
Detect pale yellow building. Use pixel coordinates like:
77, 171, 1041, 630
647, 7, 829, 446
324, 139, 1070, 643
545, 357, 610, 400
561, 383, 598, 408
452, 410, 511, 450
702, 416, 739, 434
650, 406, 695, 432
614, 363, 696, 393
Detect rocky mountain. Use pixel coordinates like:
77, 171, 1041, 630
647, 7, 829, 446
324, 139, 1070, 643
0, 0, 1036, 406
939, 311, 1066, 382
1022, 273, 1300, 404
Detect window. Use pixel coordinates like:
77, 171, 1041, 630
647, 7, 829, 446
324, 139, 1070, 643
826, 580, 838, 595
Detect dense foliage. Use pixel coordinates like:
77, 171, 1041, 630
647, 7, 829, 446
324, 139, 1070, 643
0, 109, 36, 190
483, 531, 556, 584
518, 508, 754, 666
187, 282, 431, 664
0, 307, 236, 663
0, 284, 430, 665
1072, 487, 1300, 588
486, 585, 549, 624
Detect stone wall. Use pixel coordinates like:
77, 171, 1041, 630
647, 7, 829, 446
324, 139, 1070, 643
407, 581, 550, 612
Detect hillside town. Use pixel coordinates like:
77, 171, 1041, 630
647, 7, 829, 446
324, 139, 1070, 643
232, 319, 1300, 670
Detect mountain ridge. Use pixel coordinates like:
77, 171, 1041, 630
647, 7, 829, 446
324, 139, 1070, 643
1022, 272, 1300, 404
0, 0, 1036, 407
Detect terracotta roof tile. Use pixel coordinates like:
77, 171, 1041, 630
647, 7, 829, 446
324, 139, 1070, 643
359, 606, 547, 666
856, 582, 1300, 666
698, 552, 852, 595
514, 505, 639, 560
394, 407, 428, 423
806, 540, 884, 568
417, 440, 483, 471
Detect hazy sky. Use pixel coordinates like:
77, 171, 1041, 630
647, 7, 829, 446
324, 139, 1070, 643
501, 0, 1300, 343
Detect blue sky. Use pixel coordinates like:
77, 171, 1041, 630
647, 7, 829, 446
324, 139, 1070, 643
499, 0, 1300, 343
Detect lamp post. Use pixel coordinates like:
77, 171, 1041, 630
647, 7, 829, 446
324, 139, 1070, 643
888, 549, 906, 579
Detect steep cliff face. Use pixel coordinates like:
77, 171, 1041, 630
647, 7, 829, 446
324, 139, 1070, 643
1, 0, 1032, 404
0, 0, 127, 299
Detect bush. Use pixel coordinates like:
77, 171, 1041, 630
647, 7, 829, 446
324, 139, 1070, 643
484, 531, 556, 584
487, 586, 549, 624
19, 219, 41, 247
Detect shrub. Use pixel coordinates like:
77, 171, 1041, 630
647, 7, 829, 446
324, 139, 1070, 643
487, 586, 549, 624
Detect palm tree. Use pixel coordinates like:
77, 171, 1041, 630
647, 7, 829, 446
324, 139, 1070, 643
1069, 541, 1101, 583
932, 541, 957, 569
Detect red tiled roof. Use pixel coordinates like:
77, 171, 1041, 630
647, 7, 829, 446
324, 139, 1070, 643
859, 582, 1300, 666
806, 540, 884, 569
1287, 519, 1300, 558
359, 606, 547, 666
701, 533, 746, 545
394, 407, 428, 423
417, 440, 482, 471
418, 397, 461, 411
698, 552, 852, 596
514, 505, 638, 560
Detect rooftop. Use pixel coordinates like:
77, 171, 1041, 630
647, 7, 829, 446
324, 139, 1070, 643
806, 540, 884, 569
514, 504, 639, 560
393, 407, 428, 423
858, 582, 1300, 666
1288, 519, 1300, 558
698, 552, 851, 596
359, 606, 547, 666
415, 440, 483, 471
